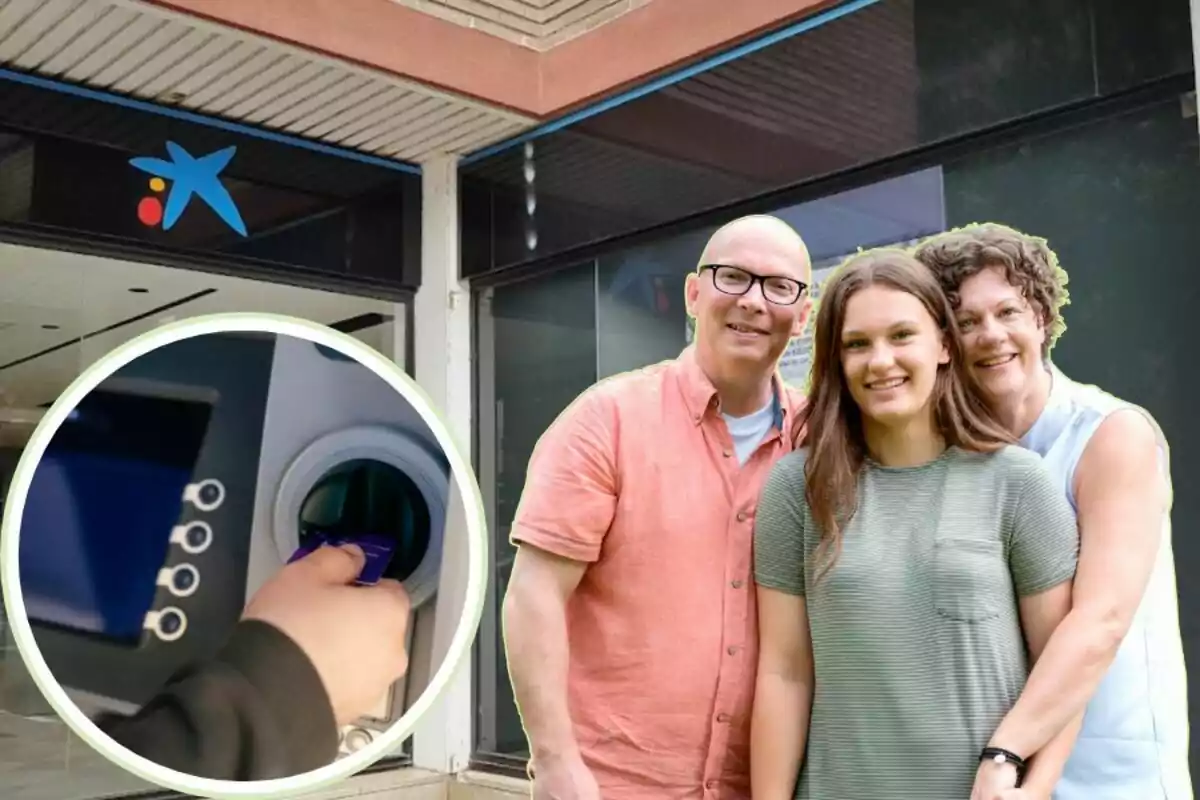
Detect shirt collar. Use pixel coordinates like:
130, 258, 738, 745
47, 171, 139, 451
675, 345, 792, 431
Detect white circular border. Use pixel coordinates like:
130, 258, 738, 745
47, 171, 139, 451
0, 312, 490, 799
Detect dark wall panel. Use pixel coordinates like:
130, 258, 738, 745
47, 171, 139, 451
943, 97, 1200, 772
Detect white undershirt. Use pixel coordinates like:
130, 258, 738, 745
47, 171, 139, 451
721, 400, 775, 466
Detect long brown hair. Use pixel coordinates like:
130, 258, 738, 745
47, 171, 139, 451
801, 248, 1014, 582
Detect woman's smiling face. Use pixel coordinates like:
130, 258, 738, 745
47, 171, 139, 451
840, 284, 950, 428
952, 266, 1047, 404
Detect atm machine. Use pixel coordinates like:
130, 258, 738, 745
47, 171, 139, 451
16, 331, 455, 757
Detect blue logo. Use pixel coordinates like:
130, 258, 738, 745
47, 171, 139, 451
130, 142, 247, 236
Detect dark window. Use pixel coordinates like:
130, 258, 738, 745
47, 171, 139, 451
474, 264, 597, 756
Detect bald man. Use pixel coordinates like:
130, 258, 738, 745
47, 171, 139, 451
503, 215, 813, 800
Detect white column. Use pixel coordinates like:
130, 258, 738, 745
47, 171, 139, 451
410, 154, 475, 775
389, 301, 409, 371
1191, 0, 1200, 140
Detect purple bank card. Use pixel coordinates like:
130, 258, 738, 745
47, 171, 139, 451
289, 532, 397, 586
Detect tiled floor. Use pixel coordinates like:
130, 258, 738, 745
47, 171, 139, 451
0, 619, 155, 800
0, 708, 155, 800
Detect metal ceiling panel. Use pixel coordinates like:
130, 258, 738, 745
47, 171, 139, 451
0, 0, 535, 163
0, 241, 395, 414
661, 1, 918, 159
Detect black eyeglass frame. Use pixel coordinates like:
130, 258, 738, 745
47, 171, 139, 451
698, 264, 809, 306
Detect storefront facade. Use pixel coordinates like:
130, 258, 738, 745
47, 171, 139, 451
0, 0, 1197, 798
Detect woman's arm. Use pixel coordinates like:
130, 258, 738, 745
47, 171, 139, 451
987, 411, 1165, 758
972, 582, 1077, 799
972, 451, 1083, 800
752, 587, 814, 800
1007, 585, 1081, 796
751, 452, 812, 800
1015, 717, 1085, 798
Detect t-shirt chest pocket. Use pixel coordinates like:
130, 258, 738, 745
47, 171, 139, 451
932, 538, 1011, 623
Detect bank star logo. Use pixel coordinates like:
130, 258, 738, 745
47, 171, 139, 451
130, 142, 248, 236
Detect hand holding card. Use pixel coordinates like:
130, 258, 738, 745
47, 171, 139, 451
289, 532, 398, 586
248, 540, 412, 726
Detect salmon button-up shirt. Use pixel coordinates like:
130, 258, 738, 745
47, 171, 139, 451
511, 346, 806, 800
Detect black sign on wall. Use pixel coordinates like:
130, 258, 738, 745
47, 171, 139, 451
0, 69, 422, 293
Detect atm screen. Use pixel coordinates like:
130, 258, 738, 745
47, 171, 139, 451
18, 385, 215, 645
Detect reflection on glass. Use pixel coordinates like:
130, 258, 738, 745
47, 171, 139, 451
597, 167, 948, 386
597, 228, 711, 381
475, 265, 597, 756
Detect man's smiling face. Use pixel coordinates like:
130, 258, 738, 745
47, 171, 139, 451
685, 217, 812, 377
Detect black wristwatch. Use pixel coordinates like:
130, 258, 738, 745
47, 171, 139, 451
980, 746, 1027, 787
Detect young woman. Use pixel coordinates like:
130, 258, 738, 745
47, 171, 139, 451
915, 224, 1189, 800
750, 248, 1080, 799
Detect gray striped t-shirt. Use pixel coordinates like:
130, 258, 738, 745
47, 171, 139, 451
754, 445, 1079, 800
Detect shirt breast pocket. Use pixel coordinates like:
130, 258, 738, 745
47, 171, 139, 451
933, 538, 1010, 623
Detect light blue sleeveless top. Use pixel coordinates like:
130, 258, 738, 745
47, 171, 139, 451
1021, 365, 1191, 800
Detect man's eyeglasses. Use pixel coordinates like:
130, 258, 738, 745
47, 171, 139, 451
699, 264, 808, 306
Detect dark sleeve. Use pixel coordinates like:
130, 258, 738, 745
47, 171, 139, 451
95, 620, 339, 780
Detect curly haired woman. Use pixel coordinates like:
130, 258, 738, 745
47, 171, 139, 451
914, 223, 1189, 800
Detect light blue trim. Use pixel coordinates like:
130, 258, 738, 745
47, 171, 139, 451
0, 67, 422, 174
460, 0, 880, 164
0, 0, 878, 175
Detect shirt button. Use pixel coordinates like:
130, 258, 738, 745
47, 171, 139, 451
723, 449, 732, 458
717, 712, 732, 723
705, 779, 718, 789
731, 579, 744, 589
736, 512, 747, 522
727, 645, 740, 656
